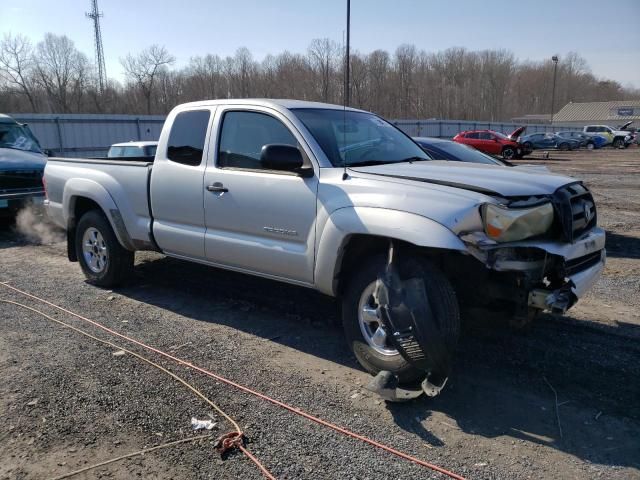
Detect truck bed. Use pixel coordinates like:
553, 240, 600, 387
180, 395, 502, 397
44, 157, 155, 249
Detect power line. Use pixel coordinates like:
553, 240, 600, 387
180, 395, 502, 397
86, 0, 107, 93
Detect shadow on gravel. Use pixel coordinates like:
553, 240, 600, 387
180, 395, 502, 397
115, 255, 640, 471
605, 231, 640, 259
386, 310, 640, 470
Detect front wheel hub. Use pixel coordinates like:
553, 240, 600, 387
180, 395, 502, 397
358, 282, 398, 356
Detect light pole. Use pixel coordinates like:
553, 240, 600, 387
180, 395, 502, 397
550, 55, 559, 125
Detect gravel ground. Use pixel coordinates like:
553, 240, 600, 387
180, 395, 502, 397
1, 147, 639, 479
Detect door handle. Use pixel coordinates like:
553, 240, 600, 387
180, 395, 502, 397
206, 182, 228, 193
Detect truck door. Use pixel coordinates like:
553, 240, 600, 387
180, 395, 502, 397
203, 107, 318, 284
150, 108, 213, 259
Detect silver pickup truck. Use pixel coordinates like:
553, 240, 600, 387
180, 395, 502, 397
44, 99, 605, 397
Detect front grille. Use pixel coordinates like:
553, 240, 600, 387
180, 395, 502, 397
565, 250, 602, 276
0, 170, 43, 193
553, 183, 597, 242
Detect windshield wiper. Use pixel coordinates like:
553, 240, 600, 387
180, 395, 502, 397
345, 160, 391, 167
397, 156, 430, 163
347, 157, 428, 167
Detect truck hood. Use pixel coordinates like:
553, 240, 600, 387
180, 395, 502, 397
350, 161, 575, 197
0, 148, 47, 171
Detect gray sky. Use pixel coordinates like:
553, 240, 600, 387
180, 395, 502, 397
2, 0, 639, 87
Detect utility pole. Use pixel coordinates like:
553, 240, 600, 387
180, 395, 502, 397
344, 0, 351, 107
86, 0, 107, 93
550, 55, 559, 125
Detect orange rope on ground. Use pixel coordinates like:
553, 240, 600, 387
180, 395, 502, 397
0, 299, 275, 480
0, 282, 467, 480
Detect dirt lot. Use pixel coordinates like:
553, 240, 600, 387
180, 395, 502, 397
1, 147, 639, 479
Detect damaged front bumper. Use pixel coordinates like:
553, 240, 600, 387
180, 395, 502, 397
528, 249, 605, 313
461, 227, 606, 314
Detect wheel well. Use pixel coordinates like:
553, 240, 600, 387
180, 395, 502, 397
67, 197, 102, 262
334, 234, 459, 296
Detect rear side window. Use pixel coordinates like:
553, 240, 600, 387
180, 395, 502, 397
167, 110, 211, 166
465, 132, 480, 139
585, 126, 596, 133
145, 145, 157, 157
218, 111, 297, 170
478, 132, 493, 140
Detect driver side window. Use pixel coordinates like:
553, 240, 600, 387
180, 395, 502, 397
218, 111, 297, 170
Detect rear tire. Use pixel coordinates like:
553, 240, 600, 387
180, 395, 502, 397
523, 141, 533, 152
586, 142, 595, 150
341, 254, 460, 384
559, 142, 570, 151
75, 210, 134, 287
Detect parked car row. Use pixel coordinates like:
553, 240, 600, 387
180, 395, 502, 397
449, 121, 636, 159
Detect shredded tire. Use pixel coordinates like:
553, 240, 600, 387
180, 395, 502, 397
342, 254, 460, 384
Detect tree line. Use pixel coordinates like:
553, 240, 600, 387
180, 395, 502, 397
1, 32, 638, 120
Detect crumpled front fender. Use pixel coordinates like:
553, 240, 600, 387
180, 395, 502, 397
314, 206, 466, 296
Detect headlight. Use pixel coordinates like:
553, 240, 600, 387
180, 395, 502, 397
481, 202, 554, 242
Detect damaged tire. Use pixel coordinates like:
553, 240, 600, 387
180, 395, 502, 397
75, 210, 134, 287
342, 254, 460, 384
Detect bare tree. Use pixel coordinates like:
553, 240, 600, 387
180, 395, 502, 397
2, 32, 638, 121
0, 34, 38, 111
308, 38, 339, 102
33, 33, 90, 113
121, 45, 175, 114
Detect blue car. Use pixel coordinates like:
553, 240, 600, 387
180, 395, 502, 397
556, 131, 607, 150
520, 133, 580, 151
413, 137, 510, 166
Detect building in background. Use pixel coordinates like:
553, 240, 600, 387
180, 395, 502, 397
550, 100, 640, 128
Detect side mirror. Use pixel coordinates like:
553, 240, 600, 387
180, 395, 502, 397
260, 144, 311, 176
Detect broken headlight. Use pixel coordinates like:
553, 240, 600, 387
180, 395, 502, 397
481, 202, 554, 242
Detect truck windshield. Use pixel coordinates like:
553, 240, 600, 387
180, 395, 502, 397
0, 123, 43, 154
292, 109, 430, 167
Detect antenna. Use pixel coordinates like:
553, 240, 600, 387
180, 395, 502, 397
86, 0, 107, 93
342, 0, 351, 181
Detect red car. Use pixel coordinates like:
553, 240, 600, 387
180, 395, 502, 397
453, 126, 529, 160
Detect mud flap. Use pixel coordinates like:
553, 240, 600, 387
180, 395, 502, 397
366, 243, 452, 402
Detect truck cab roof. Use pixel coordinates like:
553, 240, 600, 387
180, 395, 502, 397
175, 98, 367, 113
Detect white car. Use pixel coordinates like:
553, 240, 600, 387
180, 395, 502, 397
107, 141, 158, 159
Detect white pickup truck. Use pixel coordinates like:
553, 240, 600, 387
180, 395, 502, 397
44, 99, 605, 398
